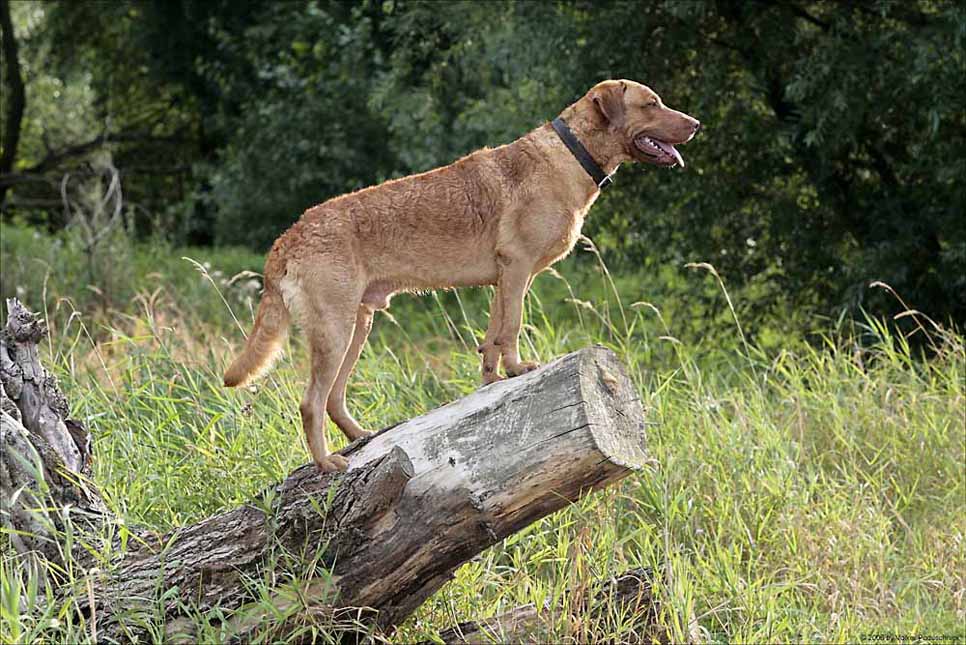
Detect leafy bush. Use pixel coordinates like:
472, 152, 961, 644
11, 1, 965, 328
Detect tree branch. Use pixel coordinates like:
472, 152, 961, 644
5, 131, 191, 180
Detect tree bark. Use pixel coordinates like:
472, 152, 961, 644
1, 300, 107, 564
0, 0, 26, 205
1, 298, 650, 641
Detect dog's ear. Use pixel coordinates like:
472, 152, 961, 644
592, 81, 626, 128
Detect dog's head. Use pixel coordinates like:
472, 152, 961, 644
586, 79, 700, 168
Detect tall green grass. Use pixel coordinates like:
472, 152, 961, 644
1, 228, 963, 643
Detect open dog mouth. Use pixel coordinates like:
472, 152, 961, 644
634, 134, 685, 168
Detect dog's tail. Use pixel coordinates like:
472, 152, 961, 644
223, 285, 290, 388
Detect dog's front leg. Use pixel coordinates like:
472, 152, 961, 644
478, 285, 505, 385
494, 258, 539, 378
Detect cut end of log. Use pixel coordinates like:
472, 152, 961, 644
580, 345, 650, 471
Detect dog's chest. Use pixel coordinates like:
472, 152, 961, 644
538, 206, 588, 267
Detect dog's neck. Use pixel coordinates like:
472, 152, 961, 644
558, 102, 630, 177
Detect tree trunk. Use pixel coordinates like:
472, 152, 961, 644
1, 299, 650, 641
0, 0, 26, 206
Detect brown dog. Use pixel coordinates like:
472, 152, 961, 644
224, 79, 699, 471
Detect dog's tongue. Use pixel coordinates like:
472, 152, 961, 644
655, 139, 685, 168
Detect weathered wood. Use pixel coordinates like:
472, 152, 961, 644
332, 343, 648, 630
0, 298, 650, 640
1, 299, 107, 564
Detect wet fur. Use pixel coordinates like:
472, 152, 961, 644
224, 79, 699, 471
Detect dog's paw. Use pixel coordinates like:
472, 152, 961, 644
315, 454, 349, 473
345, 428, 373, 442
505, 360, 540, 377
480, 371, 506, 386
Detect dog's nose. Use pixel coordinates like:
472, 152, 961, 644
693, 120, 701, 132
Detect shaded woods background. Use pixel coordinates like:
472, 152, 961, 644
2, 0, 964, 330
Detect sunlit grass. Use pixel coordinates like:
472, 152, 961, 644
1, 231, 963, 643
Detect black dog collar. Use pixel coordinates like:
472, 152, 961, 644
551, 117, 614, 189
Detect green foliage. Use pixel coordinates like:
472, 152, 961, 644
6, 0, 963, 330
204, 2, 398, 247
3, 4, 963, 638
1, 237, 962, 642
382, 0, 966, 326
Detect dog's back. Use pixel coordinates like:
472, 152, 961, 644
224, 79, 700, 471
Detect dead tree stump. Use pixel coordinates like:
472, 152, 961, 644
0, 298, 650, 640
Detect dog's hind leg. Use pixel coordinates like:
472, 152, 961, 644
327, 304, 374, 441
299, 302, 357, 472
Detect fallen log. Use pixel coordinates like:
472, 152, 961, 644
431, 567, 663, 644
0, 298, 650, 640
